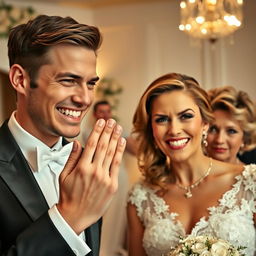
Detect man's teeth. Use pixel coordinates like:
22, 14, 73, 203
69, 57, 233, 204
169, 139, 188, 147
58, 108, 81, 117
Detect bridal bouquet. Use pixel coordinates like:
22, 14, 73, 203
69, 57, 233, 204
165, 235, 246, 256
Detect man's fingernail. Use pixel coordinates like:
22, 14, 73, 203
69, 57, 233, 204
120, 137, 126, 145
97, 119, 105, 127
115, 125, 122, 134
107, 119, 115, 128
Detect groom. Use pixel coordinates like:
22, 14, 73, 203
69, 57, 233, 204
0, 15, 126, 255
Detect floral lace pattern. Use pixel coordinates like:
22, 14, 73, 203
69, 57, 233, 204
128, 164, 256, 256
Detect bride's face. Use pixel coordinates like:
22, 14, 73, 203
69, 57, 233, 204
151, 90, 207, 163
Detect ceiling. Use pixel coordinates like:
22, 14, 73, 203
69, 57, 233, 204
17, 0, 170, 9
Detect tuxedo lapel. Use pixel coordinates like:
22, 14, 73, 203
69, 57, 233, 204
0, 121, 49, 221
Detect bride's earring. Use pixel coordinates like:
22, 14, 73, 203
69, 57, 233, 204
202, 130, 208, 147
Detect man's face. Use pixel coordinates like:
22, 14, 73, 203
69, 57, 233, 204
94, 104, 112, 121
16, 44, 98, 146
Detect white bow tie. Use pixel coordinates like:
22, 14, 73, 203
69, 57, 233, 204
36, 142, 73, 173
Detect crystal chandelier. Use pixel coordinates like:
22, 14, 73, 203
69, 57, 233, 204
179, 0, 243, 42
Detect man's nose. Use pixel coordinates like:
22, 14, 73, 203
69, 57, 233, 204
72, 84, 92, 107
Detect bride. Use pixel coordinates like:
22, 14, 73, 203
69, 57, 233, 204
127, 73, 256, 256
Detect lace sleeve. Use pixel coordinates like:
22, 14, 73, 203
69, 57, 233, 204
127, 183, 148, 220
240, 164, 256, 212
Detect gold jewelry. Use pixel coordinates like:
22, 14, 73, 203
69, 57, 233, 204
202, 130, 208, 147
176, 158, 213, 198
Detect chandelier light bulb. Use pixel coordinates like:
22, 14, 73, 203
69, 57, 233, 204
196, 16, 205, 24
207, 0, 217, 4
180, 1, 186, 8
201, 28, 208, 34
185, 24, 192, 30
179, 0, 243, 42
179, 24, 185, 30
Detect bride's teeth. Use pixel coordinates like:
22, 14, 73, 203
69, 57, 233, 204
169, 139, 188, 146
58, 108, 81, 118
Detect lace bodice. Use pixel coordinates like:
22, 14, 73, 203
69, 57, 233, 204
128, 164, 256, 256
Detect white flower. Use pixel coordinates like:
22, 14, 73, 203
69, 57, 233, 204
210, 240, 230, 256
201, 250, 211, 256
165, 235, 245, 256
191, 241, 208, 253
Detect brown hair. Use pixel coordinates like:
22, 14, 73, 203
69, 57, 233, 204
8, 15, 102, 87
133, 73, 213, 189
208, 86, 256, 152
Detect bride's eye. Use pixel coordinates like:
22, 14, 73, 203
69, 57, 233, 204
155, 116, 169, 123
180, 113, 194, 120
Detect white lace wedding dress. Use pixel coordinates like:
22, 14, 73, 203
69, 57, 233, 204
128, 164, 256, 256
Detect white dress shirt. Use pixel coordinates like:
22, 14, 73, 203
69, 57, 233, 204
8, 112, 91, 256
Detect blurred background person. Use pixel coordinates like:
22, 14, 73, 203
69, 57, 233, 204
93, 100, 113, 121
206, 86, 256, 164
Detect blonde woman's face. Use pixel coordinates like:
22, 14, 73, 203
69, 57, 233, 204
206, 110, 244, 164
151, 90, 207, 163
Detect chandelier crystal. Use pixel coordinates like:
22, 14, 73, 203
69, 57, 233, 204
179, 0, 243, 42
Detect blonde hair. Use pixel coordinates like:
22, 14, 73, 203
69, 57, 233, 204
208, 86, 256, 152
133, 73, 213, 189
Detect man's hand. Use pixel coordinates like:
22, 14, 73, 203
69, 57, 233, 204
57, 118, 126, 234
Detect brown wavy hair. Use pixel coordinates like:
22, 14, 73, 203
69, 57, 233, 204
208, 86, 256, 152
8, 15, 102, 87
132, 73, 213, 189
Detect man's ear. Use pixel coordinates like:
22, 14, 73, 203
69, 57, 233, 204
9, 64, 30, 95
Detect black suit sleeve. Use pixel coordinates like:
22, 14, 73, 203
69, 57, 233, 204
2, 213, 76, 256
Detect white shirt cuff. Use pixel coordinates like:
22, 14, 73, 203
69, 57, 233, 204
48, 205, 91, 256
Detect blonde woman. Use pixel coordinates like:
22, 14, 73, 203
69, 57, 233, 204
206, 86, 256, 164
127, 73, 256, 256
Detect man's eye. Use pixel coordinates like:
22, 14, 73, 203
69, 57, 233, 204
59, 79, 77, 85
87, 81, 96, 89
155, 116, 169, 123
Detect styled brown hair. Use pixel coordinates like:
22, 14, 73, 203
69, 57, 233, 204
208, 86, 256, 152
133, 73, 213, 189
8, 15, 102, 87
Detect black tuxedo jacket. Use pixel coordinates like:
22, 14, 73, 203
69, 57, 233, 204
0, 121, 101, 256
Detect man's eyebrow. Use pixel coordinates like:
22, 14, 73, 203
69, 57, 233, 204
56, 73, 99, 82
89, 76, 100, 82
56, 73, 82, 79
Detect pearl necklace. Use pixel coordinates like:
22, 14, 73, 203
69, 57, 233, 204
176, 158, 213, 198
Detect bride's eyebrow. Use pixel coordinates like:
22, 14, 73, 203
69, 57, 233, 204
178, 108, 195, 115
